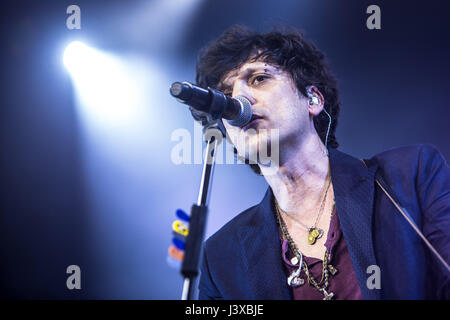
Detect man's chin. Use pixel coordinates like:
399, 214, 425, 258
237, 147, 259, 165
237, 141, 277, 163
232, 128, 279, 166
236, 147, 280, 175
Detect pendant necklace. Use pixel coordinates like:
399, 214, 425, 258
275, 176, 332, 245
275, 194, 338, 300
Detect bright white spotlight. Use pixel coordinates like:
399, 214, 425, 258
63, 41, 90, 73
63, 41, 145, 125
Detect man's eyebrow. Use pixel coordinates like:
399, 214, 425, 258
238, 66, 273, 78
219, 66, 275, 91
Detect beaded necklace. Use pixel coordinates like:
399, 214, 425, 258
274, 197, 338, 300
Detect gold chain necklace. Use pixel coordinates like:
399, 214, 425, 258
275, 199, 337, 300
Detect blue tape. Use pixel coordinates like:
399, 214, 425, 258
176, 209, 190, 222
172, 237, 185, 251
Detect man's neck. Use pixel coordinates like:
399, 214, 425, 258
260, 133, 330, 215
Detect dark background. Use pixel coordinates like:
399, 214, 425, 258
1, 0, 449, 299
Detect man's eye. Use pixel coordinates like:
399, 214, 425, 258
250, 75, 268, 85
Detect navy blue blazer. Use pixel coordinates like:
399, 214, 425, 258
198, 144, 450, 299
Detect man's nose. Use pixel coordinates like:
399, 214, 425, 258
232, 81, 256, 105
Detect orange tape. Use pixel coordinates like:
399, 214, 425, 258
168, 245, 185, 261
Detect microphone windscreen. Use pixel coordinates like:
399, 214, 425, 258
227, 96, 253, 127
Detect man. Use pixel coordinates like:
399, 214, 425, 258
193, 25, 450, 299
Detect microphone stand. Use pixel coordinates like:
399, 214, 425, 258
170, 83, 232, 300
180, 119, 221, 300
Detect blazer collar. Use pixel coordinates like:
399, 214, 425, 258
238, 148, 380, 300
328, 147, 380, 299
237, 187, 292, 299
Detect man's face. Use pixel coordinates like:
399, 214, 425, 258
219, 60, 318, 163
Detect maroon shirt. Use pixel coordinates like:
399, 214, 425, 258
280, 208, 363, 300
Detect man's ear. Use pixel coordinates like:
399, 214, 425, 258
306, 85, 325, 116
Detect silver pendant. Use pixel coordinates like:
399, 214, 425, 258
316, 228, 324, 239
321, 289, 334, 300
328, 264, 338, 276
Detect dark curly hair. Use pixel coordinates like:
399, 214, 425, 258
195, 25, 341, 175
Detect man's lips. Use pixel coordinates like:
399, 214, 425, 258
241, 114, 264, 131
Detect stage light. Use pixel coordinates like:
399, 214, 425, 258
60, 1, 205, 299
63, 41, 91, 73
63, 41, 144, 125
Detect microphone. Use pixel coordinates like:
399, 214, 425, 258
170, 81, 252, 127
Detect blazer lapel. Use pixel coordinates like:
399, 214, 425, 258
238, 188, 292, 299
329, 148, 381, 299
